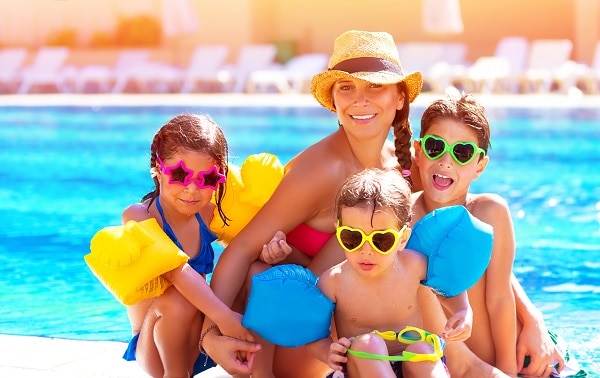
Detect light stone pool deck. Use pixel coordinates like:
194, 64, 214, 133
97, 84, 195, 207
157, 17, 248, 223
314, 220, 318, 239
2, 92, 598, 377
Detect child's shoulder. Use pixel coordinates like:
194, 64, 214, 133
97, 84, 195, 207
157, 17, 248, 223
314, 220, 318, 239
466, 193, 512, 228
122, 202, 153, 223
399, 248, 428, 276
466, 193, 509, 216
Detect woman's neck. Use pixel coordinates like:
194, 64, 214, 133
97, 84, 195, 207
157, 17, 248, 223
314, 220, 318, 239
342, 128, 389, 170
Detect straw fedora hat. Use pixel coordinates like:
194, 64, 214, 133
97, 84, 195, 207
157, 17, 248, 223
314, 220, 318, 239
311, 30, 423, 112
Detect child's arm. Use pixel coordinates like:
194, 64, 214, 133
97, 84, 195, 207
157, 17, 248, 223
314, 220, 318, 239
513, 274, 565, 375
306, 336, 348, 372
310, 266, 344, 370
438, 291, 472, 342
477, 196, 518, 375
259, 230, 292, 264
165, 263, 253, 342
259, 230, 312, 266
122, 206, 253, 342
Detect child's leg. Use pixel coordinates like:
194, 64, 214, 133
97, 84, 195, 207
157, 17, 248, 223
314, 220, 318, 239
417, 286, 509, 378
136, 286, 201, 378
343, 334, 396, 378
402, 341, 448, 378
272, 345, 331, 378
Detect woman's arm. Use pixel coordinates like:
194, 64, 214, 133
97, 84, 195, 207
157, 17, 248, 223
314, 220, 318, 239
203, 142, 346, 371
209, 152, 339, 309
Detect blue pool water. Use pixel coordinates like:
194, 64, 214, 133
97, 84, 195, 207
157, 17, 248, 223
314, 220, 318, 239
0, 103, 598, 373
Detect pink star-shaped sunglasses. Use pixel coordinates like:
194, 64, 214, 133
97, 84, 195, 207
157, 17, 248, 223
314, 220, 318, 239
157, 156, 226, 190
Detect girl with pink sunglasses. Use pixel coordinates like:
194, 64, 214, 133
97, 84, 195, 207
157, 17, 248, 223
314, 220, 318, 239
120, 114, 252, 378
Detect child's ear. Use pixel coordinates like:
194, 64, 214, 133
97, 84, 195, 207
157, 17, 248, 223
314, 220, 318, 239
413, 139, 422, 166
473, 155, 489, 179
401, 227, 412, 244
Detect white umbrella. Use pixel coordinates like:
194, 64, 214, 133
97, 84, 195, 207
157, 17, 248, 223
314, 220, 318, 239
422, 0, 463, 35
161, 0, 200, 37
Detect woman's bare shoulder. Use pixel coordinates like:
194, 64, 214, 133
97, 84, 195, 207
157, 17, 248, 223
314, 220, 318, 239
284, 132, 349, 184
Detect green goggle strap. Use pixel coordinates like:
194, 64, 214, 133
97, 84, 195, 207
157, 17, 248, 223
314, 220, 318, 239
346, 333, 444, 362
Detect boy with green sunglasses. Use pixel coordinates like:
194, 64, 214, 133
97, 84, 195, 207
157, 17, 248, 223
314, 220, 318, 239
311, 168, 471, 377
413, 94, 519, 376
412, 94, 584, 377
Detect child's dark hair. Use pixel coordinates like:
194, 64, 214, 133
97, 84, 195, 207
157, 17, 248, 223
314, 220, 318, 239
142, 114, 230, 225
392, 81, 414, 187
335, 168, 412, 227
420, 93, 491, 153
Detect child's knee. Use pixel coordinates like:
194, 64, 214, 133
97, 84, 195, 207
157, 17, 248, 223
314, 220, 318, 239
349, 333, 388, 355
403, 341, 448, 377
156, 287, 198, 319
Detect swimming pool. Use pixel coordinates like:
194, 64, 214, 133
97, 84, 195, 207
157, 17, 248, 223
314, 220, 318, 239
0, 101, 598, 373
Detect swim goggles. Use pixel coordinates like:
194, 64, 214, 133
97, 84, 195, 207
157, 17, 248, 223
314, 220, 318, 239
335, 222, 406, 255
347, 326, 445, 362
420, 134, 486, 166
157, 157, 226, 190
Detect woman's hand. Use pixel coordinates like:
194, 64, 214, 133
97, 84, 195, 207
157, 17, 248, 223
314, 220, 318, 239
259, 231, 292, 265
201, 328, 261, 376
516, 316, 564, 377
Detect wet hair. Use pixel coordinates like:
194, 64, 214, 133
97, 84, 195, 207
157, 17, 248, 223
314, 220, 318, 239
391, 81, 414, 187
335, 168, 412, 227
420, 93, 491, 153
142, 114, 230, 225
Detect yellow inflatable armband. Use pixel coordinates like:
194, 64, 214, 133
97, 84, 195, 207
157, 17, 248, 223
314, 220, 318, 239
210, 153, 284, 244
85, 218, 189, 306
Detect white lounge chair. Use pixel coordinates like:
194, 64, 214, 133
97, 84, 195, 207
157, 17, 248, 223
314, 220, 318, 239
176, 45, 230, 93
246, 53, 328, 93
218, 44, 278, 93
397, 42, 467, 93
562, 40, 600, 94
518, 39, 573, 93
427, 43, 468, 93
451, 36, 529, 93
126, 45, 230, 93
74, 49, 150, 93
17, 47, 70, 94
0, 48, 28, 93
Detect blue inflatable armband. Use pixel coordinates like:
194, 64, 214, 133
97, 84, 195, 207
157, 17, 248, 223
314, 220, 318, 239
407, 205, 493, 297
242, 264, 334, 347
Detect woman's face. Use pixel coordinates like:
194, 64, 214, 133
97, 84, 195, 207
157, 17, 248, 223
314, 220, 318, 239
157, 150, 220, 217
332, 78, 404, 139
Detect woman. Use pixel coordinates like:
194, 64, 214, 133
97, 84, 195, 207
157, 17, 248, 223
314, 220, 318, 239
201, 30, 561, 378
203, 30, 420, 377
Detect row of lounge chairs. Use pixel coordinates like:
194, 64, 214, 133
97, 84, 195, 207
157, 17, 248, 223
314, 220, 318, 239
0, 44, 328, 95
1, 37, 599, 95
407, 37, 593, 95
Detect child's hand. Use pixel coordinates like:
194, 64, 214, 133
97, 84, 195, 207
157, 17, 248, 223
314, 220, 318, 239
219, 311, 255, 343
442, 308, 472, 342
259, 231, 292, 265
327, 337, 351, 371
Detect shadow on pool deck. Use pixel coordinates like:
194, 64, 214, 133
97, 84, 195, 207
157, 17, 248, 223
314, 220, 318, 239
0, 334, 234, 378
